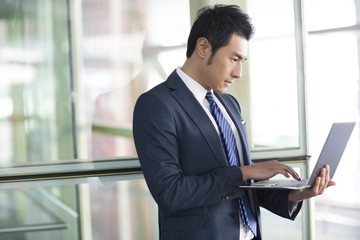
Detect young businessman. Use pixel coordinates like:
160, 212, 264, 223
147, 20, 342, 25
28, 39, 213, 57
133, 4, 334, 240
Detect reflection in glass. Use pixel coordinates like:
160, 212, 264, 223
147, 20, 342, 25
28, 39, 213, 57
76, 0, 190, 159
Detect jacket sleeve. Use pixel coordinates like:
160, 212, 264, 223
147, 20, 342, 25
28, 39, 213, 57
256, 189, 303, 220
133, 92, 244, 213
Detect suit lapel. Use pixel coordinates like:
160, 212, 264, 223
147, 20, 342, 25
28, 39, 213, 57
166, 71, 229, 167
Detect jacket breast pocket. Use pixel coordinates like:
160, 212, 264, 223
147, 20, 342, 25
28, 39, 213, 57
162, 214, 209, 231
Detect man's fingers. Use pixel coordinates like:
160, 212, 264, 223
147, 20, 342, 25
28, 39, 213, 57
312, 177, 321, 194
311, 166, 331, 195
317, 165, 329, 194
317, 168, 325, 194
284, 166, 301, 181
269, 161, 301, 180
290, 167, 301, 181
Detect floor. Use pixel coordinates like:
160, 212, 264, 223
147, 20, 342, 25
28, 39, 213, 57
315, 203, 360, 240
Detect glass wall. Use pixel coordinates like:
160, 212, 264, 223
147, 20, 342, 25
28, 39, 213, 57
0, 0, 75, 164
0, 1, 306, 160
76, 0, 306, 161
305, 0, 360, 239
74, 0, 190, 160
0, 1, 79, 239
244, 0, 301, 151
0, 187, 79, 240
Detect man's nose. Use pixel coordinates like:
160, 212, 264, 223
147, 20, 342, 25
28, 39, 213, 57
232, 63, 242, 79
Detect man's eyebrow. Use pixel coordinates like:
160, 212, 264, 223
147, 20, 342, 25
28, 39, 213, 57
233, 51, 247, 61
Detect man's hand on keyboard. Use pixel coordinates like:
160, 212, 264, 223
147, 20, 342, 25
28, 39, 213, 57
240, 160, 302, 181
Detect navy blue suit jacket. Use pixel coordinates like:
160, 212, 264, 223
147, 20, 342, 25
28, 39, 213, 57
133, 70, 302, 240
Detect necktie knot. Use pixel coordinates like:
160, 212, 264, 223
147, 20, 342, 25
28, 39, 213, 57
205, 92, 221, 116
205, 91, 214, 102
205, 92, 217, 108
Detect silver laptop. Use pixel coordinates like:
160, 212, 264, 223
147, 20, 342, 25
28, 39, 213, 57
240, 122, 356, 190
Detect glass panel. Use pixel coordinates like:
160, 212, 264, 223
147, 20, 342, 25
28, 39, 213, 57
85, 179, 157, 239
233, 0, 300, 151
75, 0, 190, 159
0, 0, 75, 164
306, 0, 360, 239
0, 187, 79, 240
0, 1, 79, 239
76, 0, 302, 160
305, 0, 357, 31
307, 31, 360, 240
0, 177, 157, 240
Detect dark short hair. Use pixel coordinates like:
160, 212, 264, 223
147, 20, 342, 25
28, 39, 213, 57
186, 4, 255, 60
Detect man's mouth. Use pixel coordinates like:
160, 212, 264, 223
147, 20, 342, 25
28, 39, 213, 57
225, 80, 233, 86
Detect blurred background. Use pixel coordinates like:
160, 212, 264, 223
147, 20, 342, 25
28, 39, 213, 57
0, 0, 359, 239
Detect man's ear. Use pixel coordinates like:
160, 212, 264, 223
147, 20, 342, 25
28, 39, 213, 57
196, 37, 211, 59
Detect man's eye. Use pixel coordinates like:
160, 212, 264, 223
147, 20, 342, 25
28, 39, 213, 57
231, 58, 238, 62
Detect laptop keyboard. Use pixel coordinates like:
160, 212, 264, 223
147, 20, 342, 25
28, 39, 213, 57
271, 179, 308, 187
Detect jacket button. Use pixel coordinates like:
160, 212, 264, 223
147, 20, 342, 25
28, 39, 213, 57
221, 192, 236, 200
221, 194, 230, 200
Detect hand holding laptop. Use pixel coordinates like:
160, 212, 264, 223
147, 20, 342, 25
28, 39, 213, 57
288, 165, 336, 202
239, 122, 355, 190
241, 161, 336, 202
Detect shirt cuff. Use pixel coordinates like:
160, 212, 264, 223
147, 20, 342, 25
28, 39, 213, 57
288, 201, 301, 217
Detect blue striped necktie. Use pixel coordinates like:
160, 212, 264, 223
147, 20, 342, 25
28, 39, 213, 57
205, 91, 257, 237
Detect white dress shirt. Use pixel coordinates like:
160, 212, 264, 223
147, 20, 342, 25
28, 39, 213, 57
176, 67, 254, 240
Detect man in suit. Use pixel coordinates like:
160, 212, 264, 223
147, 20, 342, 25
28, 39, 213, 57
133, 4, 334, 240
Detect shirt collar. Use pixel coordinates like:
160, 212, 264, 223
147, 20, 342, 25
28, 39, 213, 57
176, 67, 210, 103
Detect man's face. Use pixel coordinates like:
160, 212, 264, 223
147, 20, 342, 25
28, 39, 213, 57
200, 34, 248, 94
